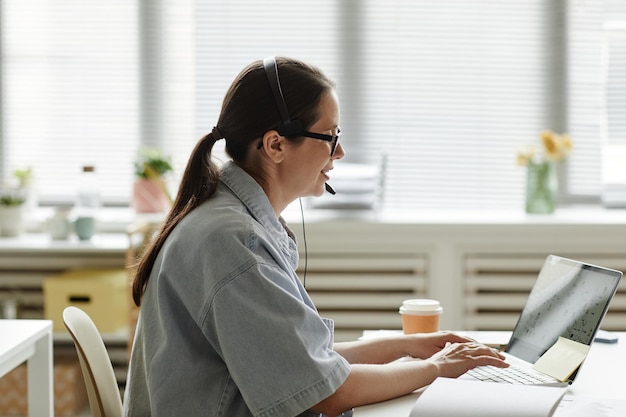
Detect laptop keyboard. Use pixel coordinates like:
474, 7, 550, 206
467, 365, 557, 384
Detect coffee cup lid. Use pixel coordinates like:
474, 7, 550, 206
399, 299, 443, 315
399, 306, 443, 316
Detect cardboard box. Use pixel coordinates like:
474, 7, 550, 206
0, 354, 88, 416
43, 268, 130, 332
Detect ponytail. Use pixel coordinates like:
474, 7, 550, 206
131, 128, 222, 306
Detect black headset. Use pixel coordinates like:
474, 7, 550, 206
263, 56, 304, 137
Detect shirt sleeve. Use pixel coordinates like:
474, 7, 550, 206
202, 259, 351, 417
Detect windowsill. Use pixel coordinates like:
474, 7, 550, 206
15, 204, 626, 238
286, 204, 626, 226
22, 206, 165, 234
1, 204, 624, 255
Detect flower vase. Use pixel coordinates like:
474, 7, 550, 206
525, 161, 557, 214
132, 178, 171, 213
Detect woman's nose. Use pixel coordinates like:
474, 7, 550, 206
333, 142, 346, 159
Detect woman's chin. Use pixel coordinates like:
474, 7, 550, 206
314, 185, 326, 197
302, 183, 327, 198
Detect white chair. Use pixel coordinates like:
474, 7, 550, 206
63, 306, 123, 417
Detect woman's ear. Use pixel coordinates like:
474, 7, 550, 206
259, 130, 286, 163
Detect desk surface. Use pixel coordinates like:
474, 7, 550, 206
0, 319, 54, 417
354, 332, 626, 416
0, 319, 52, 374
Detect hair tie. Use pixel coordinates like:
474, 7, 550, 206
211, 126, 223, 140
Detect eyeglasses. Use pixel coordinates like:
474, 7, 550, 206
257, 127, 341, 157
301, 128, 341, 157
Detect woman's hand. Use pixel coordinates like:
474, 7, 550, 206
426, 340, 509, 378
404, 331, 480, 359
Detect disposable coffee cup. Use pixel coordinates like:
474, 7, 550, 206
399, 299, 443, 334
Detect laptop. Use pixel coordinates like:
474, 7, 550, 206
462, 254, 622, 386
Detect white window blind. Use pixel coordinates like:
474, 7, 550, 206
355, 0, 550, 210
568, 0, 626, 201
1, 0, 622, 211
604, 22, 626, 145
1, 0, 139, 204
598, 4, 626, 200
168, 0, 554, 211
567, 0, 606, 199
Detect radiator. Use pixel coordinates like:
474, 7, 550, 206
300, 253, 428, 342
464, 253, 626, 331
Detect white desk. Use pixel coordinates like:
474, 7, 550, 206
0, 320, 53, 417
354, 332, 626, 416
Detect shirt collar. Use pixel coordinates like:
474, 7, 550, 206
219, 161, 298, 247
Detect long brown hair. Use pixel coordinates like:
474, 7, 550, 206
131, 57, 335, 306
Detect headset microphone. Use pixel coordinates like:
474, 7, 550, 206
325, 183, 336, 195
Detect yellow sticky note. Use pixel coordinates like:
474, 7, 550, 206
533, 336, 591, 382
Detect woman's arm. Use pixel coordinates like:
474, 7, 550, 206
313, 340, 508, 417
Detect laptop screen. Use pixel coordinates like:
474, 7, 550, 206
506, 255, 622, 364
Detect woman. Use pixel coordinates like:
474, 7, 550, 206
123, 57, 507, 417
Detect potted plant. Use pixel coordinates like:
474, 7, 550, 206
13, 167, 36, 210
132, 147, 173, 213
0, 187, 26, 237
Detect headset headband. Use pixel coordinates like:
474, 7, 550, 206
262, 56, 303, 137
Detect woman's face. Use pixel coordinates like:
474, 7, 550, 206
285, 89, 345, 198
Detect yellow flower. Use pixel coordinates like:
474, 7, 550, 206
559, 133, 573, 154
517, 130, 572, 165
516, 146, 535, 166
541, 130, 560, 160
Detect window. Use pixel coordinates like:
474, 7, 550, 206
2, 0, 624, 211
600, 16, 626, 206
1, 0, 139, 204
568, 0, 626, 205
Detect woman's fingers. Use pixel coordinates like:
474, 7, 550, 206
430, 341, 509, 378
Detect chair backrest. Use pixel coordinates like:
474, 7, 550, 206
63, 306, 123, 417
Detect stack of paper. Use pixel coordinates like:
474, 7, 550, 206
309, 162, 383, 210
409, 377, 567, 417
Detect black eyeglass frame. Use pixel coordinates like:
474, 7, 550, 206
300, 129, 341, 157
255, 129, 341, 157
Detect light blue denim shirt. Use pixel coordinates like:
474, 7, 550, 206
123, 161, 350, 417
